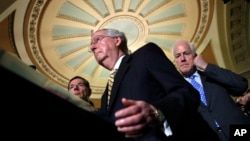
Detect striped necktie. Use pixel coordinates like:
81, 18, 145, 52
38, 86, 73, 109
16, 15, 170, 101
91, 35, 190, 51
189, 74, 207, 105
190, 75, 221, 128
107, 69, 117, 108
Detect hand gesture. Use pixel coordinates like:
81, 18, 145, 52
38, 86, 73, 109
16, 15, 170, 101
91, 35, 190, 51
115, 98, 157, 138
193, 54, 208, 71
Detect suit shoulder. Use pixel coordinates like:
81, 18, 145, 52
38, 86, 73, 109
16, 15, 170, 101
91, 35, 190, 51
143, 42, 159, 48
132, 42, 166, 59
136, 42, 161, 52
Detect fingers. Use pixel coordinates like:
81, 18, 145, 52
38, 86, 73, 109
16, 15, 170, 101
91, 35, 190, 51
121, 98, 136, 106
115, 110, 147, 138
116, 121, 146, 132
115, 100, 140, 118
115, 111, 143, 126
115, 98, 154, 138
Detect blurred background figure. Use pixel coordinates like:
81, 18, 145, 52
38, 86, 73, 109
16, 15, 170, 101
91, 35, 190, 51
235, 89, 250, 116
68, 76, 94, 107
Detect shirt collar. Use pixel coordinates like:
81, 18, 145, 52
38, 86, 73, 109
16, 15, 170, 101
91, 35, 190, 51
184, 71, 199, 81
191, 71, 199, 78
113, 55, 125, 70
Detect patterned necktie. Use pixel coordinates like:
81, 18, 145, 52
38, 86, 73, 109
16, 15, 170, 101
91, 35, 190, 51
189, 74, 207, 105
107, 69, 117, 108
190, 75, 220, 128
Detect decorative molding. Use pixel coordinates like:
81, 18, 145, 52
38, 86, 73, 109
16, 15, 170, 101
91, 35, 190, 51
26, 0, 68, 87
24, 0, 214, 95
193, 0, 213, 46
230, 0, 250, 65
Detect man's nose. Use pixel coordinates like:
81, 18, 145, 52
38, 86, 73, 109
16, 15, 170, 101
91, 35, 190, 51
73, 85, 79, 90
89, 44, 95, 53
180, 54, 186, 61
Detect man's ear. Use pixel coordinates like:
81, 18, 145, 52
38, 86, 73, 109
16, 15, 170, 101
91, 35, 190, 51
88, 88, 92, 96
115, 36, 122, 46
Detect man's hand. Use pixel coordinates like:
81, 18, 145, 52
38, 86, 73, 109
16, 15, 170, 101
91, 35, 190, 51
114, 98, 158, 138
193, 54, 208, 71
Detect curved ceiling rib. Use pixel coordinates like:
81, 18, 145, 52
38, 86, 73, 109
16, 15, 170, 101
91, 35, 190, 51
20, 0, 213, 97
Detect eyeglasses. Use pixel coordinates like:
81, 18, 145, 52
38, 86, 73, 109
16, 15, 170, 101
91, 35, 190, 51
89, 35, 116, 53
90, 35, 115, 46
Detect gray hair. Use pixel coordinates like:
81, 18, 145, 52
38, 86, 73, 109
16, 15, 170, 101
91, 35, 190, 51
171, 40, 196, 58
95, 28, 129, 55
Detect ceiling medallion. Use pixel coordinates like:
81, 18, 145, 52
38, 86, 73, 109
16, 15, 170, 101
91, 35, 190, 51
23, 0, 213, 96
99, 15, 146, 52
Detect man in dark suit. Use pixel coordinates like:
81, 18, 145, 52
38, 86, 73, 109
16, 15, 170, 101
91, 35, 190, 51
172, 40, 250, 141
90, 28, 220, 141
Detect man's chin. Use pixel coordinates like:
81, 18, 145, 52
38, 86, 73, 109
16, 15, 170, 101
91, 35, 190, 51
180, 69, 190, 75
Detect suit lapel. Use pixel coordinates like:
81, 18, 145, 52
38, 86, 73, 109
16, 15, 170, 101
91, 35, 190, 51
108, 55, 131, 112
101, 83, 109, 112
198, 71, 210, 107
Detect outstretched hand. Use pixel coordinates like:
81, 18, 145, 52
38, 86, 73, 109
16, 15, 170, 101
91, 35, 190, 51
114, 98, 157, 138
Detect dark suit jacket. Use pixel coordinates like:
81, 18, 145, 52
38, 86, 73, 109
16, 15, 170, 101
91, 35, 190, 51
197, 64, 250, 140
99, 42, 220, 141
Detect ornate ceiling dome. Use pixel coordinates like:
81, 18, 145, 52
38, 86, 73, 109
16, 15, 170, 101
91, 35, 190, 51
21, 0, 213, 98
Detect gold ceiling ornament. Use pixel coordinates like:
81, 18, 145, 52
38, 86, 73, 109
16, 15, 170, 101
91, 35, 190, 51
23, 0, 213, 96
